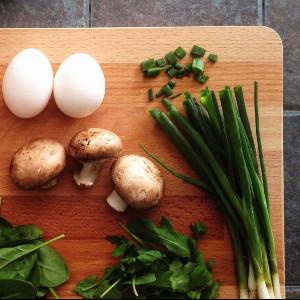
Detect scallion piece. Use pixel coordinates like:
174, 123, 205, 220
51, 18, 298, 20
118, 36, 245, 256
155, 91, 163, 98
160, 84, 173, 97
156, 58, 166, 67
174, 63, 183, 70
144, 67, 161, 77
176, 69, 185, 78
196, 74, 209, 84
141, 58, 156, 73
192, 58, 204, 75
208, 53, 218, 63
165, 51, 178, 66
175, 46, 187, 59
168, 80, 176, 89
167, 67, 178, 78
148, 88, 154, 101
191, 45, 206, 58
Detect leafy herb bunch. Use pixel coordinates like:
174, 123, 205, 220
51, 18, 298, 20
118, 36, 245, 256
75, 217, 219, 299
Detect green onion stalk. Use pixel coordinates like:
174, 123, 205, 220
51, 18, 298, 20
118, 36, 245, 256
143, 82, 281, 299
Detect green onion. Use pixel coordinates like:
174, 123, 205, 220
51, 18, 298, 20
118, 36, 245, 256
208, 53, 218, 63
147, 84, 281, 299
175, 63, 183, 70
148, 88, 154, 101
168, 80, 176, 89
160, 84, 173, 97
191, 45, 206, 58
175, 69, 185, 78
167, 67, 178, 78
165, 51, 178, 66
192, 58, 204, 75
156, 58, 166, 67
175, 46, 187, 59
196, 74, 209, 84
144, 67, 161, 77
141, 58, 155, 73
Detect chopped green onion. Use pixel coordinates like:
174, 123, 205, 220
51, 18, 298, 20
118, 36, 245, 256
208, 53, 218, 63
156, 58, 166, 67
141, 58, 156, 73
192, 58, 204, 75
175, 46, 187, 59
196, 74, 209, 84
160, 84, 173, 97
170, 93, 182, 100
191, 45, 206, 58
148, 88, 154, 101
185, 63, 192, 72
168, 80, 176, 89
175, 63, 183, 70
167, 67, 178, 78
144, 67, 161, 77
165, 51, 178, 66
176, 70, 185, 78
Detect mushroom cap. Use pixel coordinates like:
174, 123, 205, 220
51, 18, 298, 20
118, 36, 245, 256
10, 138, 66, 190
111, 154, 164, 209
68, 128, 122, 162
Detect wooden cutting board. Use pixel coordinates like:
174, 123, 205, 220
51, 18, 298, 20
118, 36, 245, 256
0, 27, 284, 299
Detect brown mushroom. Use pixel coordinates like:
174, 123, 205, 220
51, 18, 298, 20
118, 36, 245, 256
106, 154, 164, 212
10, 138, 66, 190
68, 128, 122, 188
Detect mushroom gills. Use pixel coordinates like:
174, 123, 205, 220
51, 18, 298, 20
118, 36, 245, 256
74, 160, 106, 188
41, 178, 58, 190
106, 190, 128, 212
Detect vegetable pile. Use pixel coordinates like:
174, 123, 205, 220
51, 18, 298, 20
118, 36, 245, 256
143, 83, 281, 299
0, 217, 69, 299
75, 217, 219, 299
141, 45, 217, 101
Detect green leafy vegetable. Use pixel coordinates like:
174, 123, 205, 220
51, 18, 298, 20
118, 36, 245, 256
75, 217, 218, 299
0, 279, 36, 299
0, 216, 69, 299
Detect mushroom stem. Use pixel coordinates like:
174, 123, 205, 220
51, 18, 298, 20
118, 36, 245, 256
41, 178, 58, 190
74, 160, 106, 188
106, 190, 128, 212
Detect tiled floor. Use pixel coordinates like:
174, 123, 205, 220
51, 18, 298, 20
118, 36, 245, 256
0, 0, 299, 298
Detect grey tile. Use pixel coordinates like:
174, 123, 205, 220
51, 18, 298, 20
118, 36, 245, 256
265, 0, 300, 110
91, 0, 259, 27
287, 286, 300, 299
0, 0, 90, 28
284, 112, 300, 285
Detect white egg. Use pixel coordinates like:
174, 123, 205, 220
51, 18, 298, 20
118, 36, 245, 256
2, 48, 53, 118
54, 53, 105, 118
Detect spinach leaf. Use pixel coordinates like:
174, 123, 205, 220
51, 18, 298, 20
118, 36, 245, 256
0, 225, 43, 248
0, 279, 36, 299
0, 245, 38, 280
0, 217, 12, 228
37, 245, 69, 288
36, 287, 49, 298
128, 217, 191, 258
27, 263, 41, 291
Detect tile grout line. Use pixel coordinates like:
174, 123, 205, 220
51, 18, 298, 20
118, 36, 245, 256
89, 0, 92, 28
262, 0, 266, 25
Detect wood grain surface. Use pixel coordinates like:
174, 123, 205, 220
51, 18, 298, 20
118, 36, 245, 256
0, 27, 284, 299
